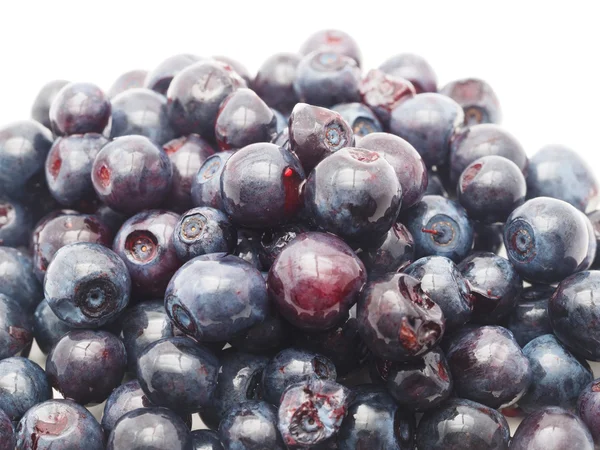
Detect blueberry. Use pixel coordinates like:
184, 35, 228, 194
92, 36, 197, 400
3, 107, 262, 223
331, 102, 383, 137
578, 209, 597, 272
254, 53, 301, 114
506, 285, 554, 347
257, 223, 310, 270
108, 69, 148, 98
424, 171, 448, 196
271, 108, 288, 134
212, 55, 253, 87
577, 379, 600, 446
17, 399, 105, 450
520, 334, 593, 413
0, 357, 51, 421
589, 209, 600, 267
92, 135, 173, 214
379, 53, 438, 94
440, 78, 502, 125
144, 53, 203, 95
229, 309, 291, 356
299, 29, 362, 66
0, 247, 42, 311
136, 336, 219, 413
219, 401, 285, 450
190, 150, 234, 210
44, 242, 131, 327
0, 408, 15, 450
0, 294, 33, 359
33, 299, 73, 354
357, 222, 415, 275
268, 232, 366, 331
46, 330, 126, 405
113, 210, 181, 298
31, 79, 69, 129
191, 430, 224, 450
472, 223, 503, 253
94, 203, 127, 235
0, 196, 32, 247
101, 379, 154, 434
234, 228, 264, 270
359, 69, 416, 126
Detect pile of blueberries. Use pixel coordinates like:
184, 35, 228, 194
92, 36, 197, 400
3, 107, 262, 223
1, 28, 600, 449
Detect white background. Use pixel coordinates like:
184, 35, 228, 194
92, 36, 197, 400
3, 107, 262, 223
3, 0, 600, 437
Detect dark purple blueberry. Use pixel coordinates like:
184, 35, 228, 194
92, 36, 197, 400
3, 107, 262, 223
506, 285, 554, 347
416, 398, 510, 450
440, 78, 502, 125
278, 379, 351, 448
49, 82, 110, 136
137, 336, 219, 413
511, 407, 594, 450
389, 93, 464, 168
0, 357, 51, 421
144, 53, 202, 95
108, 69, 148, 98
386, 346, 452, 411
107, 407, 191, 450
288, 102, 354, 173
403, 256, 473, 330
304, 147, 402, 244
589, 209, 600, 268
0, 294, 33, 359
358, 273, 445, 361
579, 210, 597, 272
173, 207, 237, 262
472, 223, 503, 253
190, 150, 234, 210
94, 204, 127, 235
258, 223, 310, 269
0, 408, 15, 450
215, 88, 277, 150
271, 108, 288, 134
254, 53, 301, 114
192, 430, 223, 450
520, 334, 593, 413
449, 123, 528, 185
358, 132, 428, 210
219, 401, 284, 450
92, 135, 173, 214
577, 379, 600, 446
166, 253, 268, 342
31, 79, 70, 129
503, 197, 591, 284
262, 348, 337, 405
268, 232, 366, 331
379, 53, 438, 94
234, 228, 264, 270
44, 242, 130, 328
33, 298, 73, 354
110, 88, 175, 145
101, 379, 153, 433
300, 29, 362, 66
113, 210, 181, 298
229, 309, 291, 356
213, 55, 253, 87
46, 330, 126, 404
32, 211, 113, 282
199, 349, 269, 429
400, 195, 474, 262
0, 247, 41, 311
294, 51, 361, 107
163, 134, 215, 212
221, 142, 305, 228
331, 102, 383, 137
16, 399, 105, 450
424, 171, 447, 196
358, 222, 415, 275
359, 69, 416, 126
167, 60, 241, 139
0, 196, 32, 247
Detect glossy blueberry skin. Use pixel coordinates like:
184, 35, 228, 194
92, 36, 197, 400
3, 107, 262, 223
506, 285, 554, 347
278, 379, 351, 448
389, 93, 464, 168
167, 60, 241, 139
400, 195, 474, 262
511, 407, 594, 450
305, 147, 402, 244
221, 142, 305, 228
16, 399, 105, 450
358, 273, 445, 361
577, 379, 600, 446
33, 299, 73, 354
527, 144, 599, 212
254, 53, 301, 114
300, 29, 362, 65
268, 232, 367, 331
379, 53, 438, 94
173, 207, 237, 262
0, 294, 33, 359
520, 334, 593, 413
107, 407, 192, 450
416, 398, 510, 450
424, 171, 447, 196
262, 348, 337, 405
503, 197, 591, 284
358, 222, 415, 275
331, 102, 383, 137
440, 78, 502, 125
215, 88, 277, 150
191, 150, 234, 210
144, 53, 202, 95
0, 357, 51, 421
359, 69, 416, 126
101, 379, 153, 433
229, 309, 291, 356
589, 210, 600, 268
49, 82, 111, 136
31, 79, 70, 129
110, 88, 175, 145
0, 247, 42, 311
0, 408, 15, 450
212, 55, 252, 86
219, 401, 284, 450
108, 69, 148, 98
0, 196, 31, 247
192, 430, 223, 450
46, 330, 126, 405
113, 210, 181, 297
200, 349, 269, 429
449, 123, 528, 185
288, 102, 355, 173
164, 134, 215, 212
94, 204, 127, 235
32, 211, 113, 282
92, 135, 173, 214
0, 120, 53, 201
358, 132, 428, 210
294, 51, 361, 107
137, 336, 219, 413
257, 223, 310, 269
